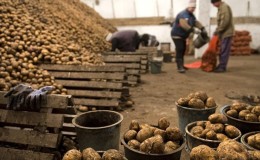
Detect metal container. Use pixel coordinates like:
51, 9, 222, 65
185, 121, 242, 152
221, 105, 260, 134
176, 103, 217, 134
194, 33, 209, 49
121, 137, 185, 160
72, 110, 123, 151
240, 131, 260, 151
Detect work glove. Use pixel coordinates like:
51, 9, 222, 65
201, 27, 208, 39
4, 84, 34, 110
25, 86, 55, 111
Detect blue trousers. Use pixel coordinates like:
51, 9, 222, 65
218, 37, 233, 70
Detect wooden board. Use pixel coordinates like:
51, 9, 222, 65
67, 90, 122, 99
73, 98, 119, 107
0, 147, 55, 160
105, 63, 141, 69
103, 56, 141, 63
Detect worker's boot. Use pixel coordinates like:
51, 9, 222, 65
176, 59, 185, 73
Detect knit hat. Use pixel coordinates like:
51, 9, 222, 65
211, 0, 221, 3
188, 0, 197, 8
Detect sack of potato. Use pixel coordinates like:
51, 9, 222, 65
123, 117, 184, 154
176, 91, 217, 109
190, 139, 258, 160
62, 148, 126, 160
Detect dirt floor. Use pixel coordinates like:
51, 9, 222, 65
119, 54, 260, 159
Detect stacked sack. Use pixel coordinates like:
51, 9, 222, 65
230, 30, 252, 55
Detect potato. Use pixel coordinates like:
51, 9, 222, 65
102, 149, 124, 160
196, 121, 206, 128
127, 139, 140, 150
166, 127, 182, 141
245, 113, 258, 122
62, 149, 82, 160
187, 92, 196, 100
190, 126, 204, 138
201, 129, 210, 138
248, 150, 260, 160
164, 141, 180, 153
190, 145, 218, 160
230, 102, 247, 112
124, 130, 137, 142
216, 133, 229, 141
82, 148, 101, 160
158, 117, 170, 130
188, 98, 205, 109
208, 113, 227, 124
205, 123, 225, 133
217, 140, 250, 160
139, 123, 155, 132
247, 133, 260, 150
225, 125, 240, 139
140, 135, 165, 154
136, 128, 153, 142
227, 109, 238, 118
129, 120, 139, 131
177, 97, 189, 106
205, 97, 216, 108
239, 110, 251, 120
252, 106, 260, 116
206, 130, 217, 140
194, 91, 208, 102
153, 128, 166, 140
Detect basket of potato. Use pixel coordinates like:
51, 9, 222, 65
241, 131, 260, 151
221, 102, 260, 133
176, 91, 217, 133
185, 113, 242, 151
121, 118, 185, 160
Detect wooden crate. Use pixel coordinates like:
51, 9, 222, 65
0, 92, 72, 160
40, 64, 130, 110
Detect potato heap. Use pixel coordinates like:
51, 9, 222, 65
226, 102, 260, 122
177, 91, 217, 109
190, 140, 254, 160
190, 113, 241, 141
124, 117, 183, 154
62, 148, 125, 160
247, 132, 260, 150
0, 0, 117, 91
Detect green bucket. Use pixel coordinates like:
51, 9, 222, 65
150, 60, 162, 74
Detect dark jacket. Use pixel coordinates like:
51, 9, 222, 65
171, 9, 200, 39
110, 30, 140, 52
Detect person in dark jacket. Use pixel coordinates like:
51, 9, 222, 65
211, 0, 234, 73
106, 30, 159, 52
171, 0, 207, 73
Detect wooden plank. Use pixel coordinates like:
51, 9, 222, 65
56, 80, 123, 90
39, 64, 126, 72
73, 98, 119, 107
107, 17, 165, 26
0, 109, 63, 128
104, 51, 149, 55
49, 71, 125, 80
67, 90, 122, 99
103, 56, 141, 62
0, 147, 55, 160
0, 92, 70, 109
105, 63, 141, 69
0, 128, 60, 148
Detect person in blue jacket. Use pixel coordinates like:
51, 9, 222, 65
171, 0, 207, 73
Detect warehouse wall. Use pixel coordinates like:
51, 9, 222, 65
82, 0, 260, 56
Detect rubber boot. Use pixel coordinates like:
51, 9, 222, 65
176, 59, 185, 73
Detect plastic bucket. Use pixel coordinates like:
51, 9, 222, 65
121, 137, 185, 160
240, 131, 260, 151
194, 33, 209, 49
72, 110, 123, 151
221, 105, 260, 134
176, 103, 217, 134
185, 121, 242, 152
150, 60, 162, 74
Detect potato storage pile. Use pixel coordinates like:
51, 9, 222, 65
230, 30, 252, 56
177, 91, 217, 109
227, 102, 260, 122
0, 0, 116, 91
123, 118, 183, 154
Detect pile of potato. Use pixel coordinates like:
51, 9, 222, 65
226, 102, 260, 122
62, 148, 125, 160
246, 132, 260, 150
0, 0, 117, 91
177, 91, 217, 109
190, 140, 260, 160
123, 117, 183, 154
189, 113, 241, 141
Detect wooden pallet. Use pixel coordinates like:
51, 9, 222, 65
0, 91, 72, 160
39, 64, 130, 111
103, 55, 142, 86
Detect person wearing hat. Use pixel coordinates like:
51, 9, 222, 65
211, 0, 234, 73
171, 0, 207, 73
106, 30, 159, 52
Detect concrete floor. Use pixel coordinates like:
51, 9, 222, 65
119, 54, 260, 159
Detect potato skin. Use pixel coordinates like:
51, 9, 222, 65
102, 149, 124, 160
208, 113, 227, 124
166, 127, 182, 141
177, 97, 189, 107
82, 148, 101, 160
190, 145, 218, 160
124, 130, 137, 142
227, 109, 238, 118
164, 141, 180, 153
224, 125, 240, 139
158, 117, 170, 130
205, 97, 216, 108
136, 128, 153, 143
188, 98, 205, 109
129, 120, 139, 131
62, 149, 82, 160
127, 139, 140, 150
